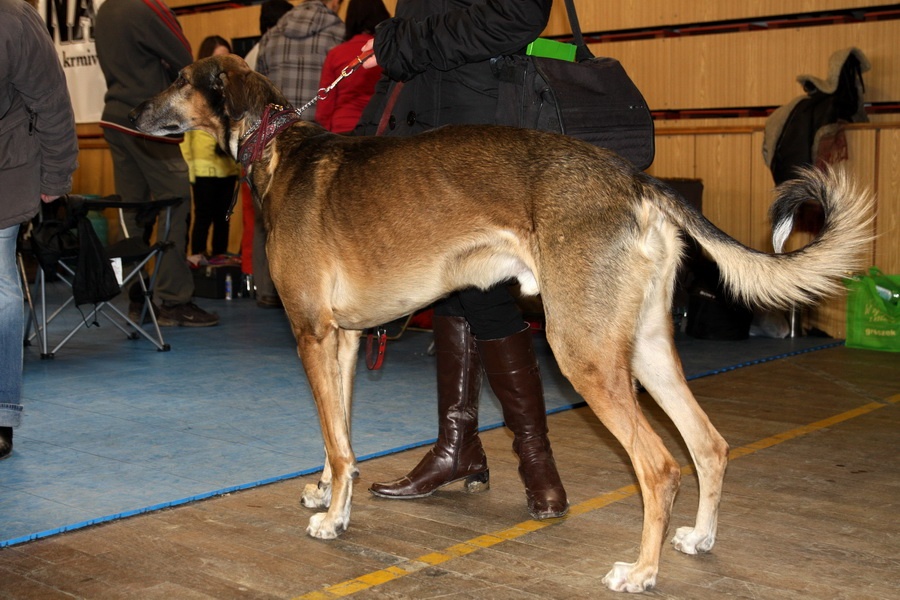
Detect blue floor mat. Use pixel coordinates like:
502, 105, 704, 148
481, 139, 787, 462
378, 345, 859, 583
1, 287, 838, 547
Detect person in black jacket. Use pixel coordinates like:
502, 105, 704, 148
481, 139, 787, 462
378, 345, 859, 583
356, 0, 567, 520
95, 0, 219, 327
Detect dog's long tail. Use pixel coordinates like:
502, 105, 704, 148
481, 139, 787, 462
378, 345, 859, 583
646, 166, 875, 309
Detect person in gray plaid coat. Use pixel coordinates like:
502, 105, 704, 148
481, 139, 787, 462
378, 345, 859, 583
257, 0, 345, 119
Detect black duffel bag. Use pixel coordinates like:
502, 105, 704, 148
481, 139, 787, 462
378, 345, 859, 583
491, 0, 654, 171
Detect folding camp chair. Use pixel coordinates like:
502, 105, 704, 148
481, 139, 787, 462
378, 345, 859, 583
19, 194, 179, 358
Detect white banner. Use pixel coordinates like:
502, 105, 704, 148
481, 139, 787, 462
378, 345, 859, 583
37, 0, 108, 124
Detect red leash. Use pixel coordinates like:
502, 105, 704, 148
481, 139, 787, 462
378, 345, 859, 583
365, 50, 402, 369
365, 327, 387, 370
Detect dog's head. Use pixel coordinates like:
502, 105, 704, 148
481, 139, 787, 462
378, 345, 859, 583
130, 54, 285, 155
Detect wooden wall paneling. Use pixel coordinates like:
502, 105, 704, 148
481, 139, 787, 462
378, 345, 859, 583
590, 20, 900, 111
546, 1, 883, 34
843, 128, 878, 260
810, 278, 849, 338
167, 0, 225, 7
749, 131, 777, 253
654, 118, 767, 131
70, 147, 119, 243
173, 1, 884, 36
875, 128, 900, 273
645, 134, 696, 179
71, 147, 122, 242
694, 134, 754, 246
179, 6, 263, 56
71, 147, 115, 197
544, 0, 599, 37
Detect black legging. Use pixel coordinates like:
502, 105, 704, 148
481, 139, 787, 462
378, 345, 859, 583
190, 176, 237, 255
434, 282, 526, 340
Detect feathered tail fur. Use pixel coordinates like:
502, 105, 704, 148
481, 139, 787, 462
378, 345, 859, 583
647, 166, 875, 309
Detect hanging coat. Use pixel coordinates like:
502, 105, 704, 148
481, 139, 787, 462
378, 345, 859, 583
762, 47, 870, 185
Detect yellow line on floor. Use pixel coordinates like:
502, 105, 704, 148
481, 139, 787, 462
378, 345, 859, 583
294, 394, 897, 599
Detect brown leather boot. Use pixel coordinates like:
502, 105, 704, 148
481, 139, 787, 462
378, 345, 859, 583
478, 327, 568, 519
369, 316, 489, 498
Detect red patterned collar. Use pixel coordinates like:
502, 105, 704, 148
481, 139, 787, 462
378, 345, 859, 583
237, 104, 302, 170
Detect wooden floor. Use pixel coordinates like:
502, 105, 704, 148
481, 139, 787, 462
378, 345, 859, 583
1, 346, 898, 599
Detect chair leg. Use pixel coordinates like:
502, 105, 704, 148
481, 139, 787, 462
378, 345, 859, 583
17, 253, 40, 350
36, 263, 49, 358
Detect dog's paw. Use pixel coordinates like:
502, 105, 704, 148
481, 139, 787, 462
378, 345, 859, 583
602, 562, 657, 593
301, 481, 331, 509
306, 512, 347, 540
672, 526, 715, 555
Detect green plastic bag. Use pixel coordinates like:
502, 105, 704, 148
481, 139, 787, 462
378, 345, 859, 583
844, 267, 900, 352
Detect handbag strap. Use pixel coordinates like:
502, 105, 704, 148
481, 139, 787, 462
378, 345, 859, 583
376, 82, 404, 136
563, 0, 595, 61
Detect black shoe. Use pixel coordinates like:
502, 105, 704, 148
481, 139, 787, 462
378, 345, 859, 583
158, 302, 219, 327
128, 301, 161, 325
0, 427, 12, 460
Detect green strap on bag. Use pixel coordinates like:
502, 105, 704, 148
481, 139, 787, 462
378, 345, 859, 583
844, 267, 900, 352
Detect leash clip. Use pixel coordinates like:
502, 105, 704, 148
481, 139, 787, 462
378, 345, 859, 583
365, 326, 388, 370
342, 49, 374, 78
300, 50, 376, 113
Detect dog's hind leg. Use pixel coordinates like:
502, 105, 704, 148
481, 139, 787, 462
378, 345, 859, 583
296, 325, 361, 539
550, 326, 681, 593
631, 282, 729, 557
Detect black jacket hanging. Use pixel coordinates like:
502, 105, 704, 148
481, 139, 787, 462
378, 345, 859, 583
763, 47, 870, 185
70, 199, 121, 306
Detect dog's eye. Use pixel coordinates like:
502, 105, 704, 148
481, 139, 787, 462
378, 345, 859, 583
175, 75, 188, 88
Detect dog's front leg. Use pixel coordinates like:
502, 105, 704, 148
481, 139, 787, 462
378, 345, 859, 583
301, 329, 361, 512
301, 454, 333, 509
297, 327, 358, 539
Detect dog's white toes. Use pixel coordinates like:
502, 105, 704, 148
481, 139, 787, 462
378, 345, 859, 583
301, 482, 331, 509
672, 526, 715, 555
602, 562, 657, 593
306, 512, 346, 540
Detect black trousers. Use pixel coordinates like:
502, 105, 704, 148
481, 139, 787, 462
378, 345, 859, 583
191, 176, 236, 255
434, 282, 526, 340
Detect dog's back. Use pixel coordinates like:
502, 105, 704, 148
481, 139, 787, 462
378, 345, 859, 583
263, 125, 650, 328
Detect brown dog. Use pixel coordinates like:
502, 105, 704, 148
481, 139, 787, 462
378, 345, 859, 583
130, 55, 873, 593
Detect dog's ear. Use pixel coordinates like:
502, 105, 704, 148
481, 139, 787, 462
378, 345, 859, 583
218, 68, 252, 121
220, 62, 263, 121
